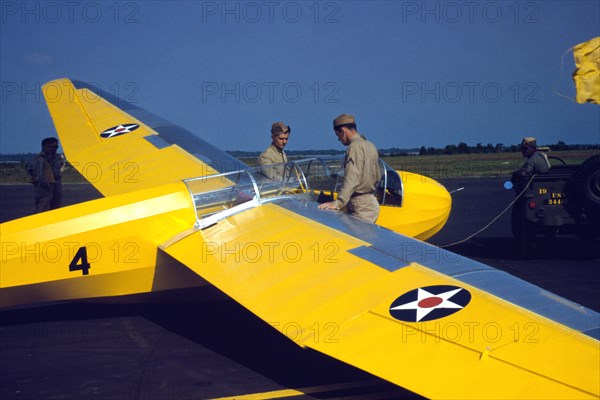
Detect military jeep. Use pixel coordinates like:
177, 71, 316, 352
511, 154, 600, 256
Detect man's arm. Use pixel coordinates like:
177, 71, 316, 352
335, 146, 363, 207
521, 157, 537, 176
32, 156, 49, 186
258, 148, 280, 181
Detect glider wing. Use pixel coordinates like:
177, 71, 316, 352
42, 79, 244, 196
160, 198, 599, 399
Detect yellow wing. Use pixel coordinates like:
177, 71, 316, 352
161, 200, 599, 399
42, 79, 244, 196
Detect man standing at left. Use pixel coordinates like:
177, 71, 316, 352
30, 137, 64, 213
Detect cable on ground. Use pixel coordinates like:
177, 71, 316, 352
439, 174, 536, 248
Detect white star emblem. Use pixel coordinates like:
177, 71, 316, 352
100, 124, 139, 138
390, 287, 465, 322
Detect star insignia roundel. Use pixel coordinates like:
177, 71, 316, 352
389, 285, 471, 322
100, 123, 140, 138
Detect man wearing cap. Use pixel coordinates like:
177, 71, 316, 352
29, 137, 65, 213
318, 114, 381, 223
519, 137, 551, 174
258, 121, 290, 180
511, 137, 551, 190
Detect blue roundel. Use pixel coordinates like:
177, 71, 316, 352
389, 285, 471, 322
100, 123, 140, 138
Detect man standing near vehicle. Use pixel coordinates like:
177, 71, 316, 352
318, 114, 381, 223
258, 121, 290, 180
511, 137, 550, 190
29, 137, 64, 213
517, 137, 551, 175
509, 136, 552, 258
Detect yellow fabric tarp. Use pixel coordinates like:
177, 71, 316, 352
572, 37, 600, 104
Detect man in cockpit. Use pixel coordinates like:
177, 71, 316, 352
258, 121, 290, 180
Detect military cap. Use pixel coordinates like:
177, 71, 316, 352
521, 137, 537, 147
271, 122, 290, 135
333, 114, 356, 128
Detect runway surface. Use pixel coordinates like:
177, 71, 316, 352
1, 180, 599, 400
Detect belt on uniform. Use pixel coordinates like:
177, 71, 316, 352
351, 192, 374, 198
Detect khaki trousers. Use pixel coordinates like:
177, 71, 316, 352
347, 194, 380, 223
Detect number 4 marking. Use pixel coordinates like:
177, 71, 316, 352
69, 247, 91, 275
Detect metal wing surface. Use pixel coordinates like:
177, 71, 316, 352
43, 78, 245, 197
161, 196, 599, 399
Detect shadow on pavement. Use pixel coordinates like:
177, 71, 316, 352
445, 236, 600, 261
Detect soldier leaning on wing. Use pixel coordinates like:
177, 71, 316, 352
318, 114, 381, 223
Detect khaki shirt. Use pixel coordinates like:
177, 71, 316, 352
31, 152, 56, 184
258, 144, 288, 180
521, 151, 550, 175
336, 135, 380, 207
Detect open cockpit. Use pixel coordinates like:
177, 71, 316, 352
183, 156, 404, 229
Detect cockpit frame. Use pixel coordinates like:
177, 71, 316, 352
183, 156, 403, 229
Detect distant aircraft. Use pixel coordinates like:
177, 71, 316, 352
1, 79, 598, 399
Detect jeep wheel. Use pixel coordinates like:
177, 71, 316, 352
574, 154, 600, 210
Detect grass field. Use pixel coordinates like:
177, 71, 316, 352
248, 150, 599, 180
1, 150, 598, 184
382, 150, 598, 179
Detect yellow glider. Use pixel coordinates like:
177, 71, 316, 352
1, 79, 598, 399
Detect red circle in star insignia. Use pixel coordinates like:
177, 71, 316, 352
418, 297, 443, 308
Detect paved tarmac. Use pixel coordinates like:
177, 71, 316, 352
1, 180, 598, 400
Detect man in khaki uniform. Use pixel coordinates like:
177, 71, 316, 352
258, 121, 290, 180
517, 137, 551, 176
319, 114, 381, 223
29, 137, 65, 213
511, 137, 551, 191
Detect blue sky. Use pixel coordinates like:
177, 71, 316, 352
1, 0, 599, 154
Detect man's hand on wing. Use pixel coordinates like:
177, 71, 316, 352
318, 201, 340, 211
